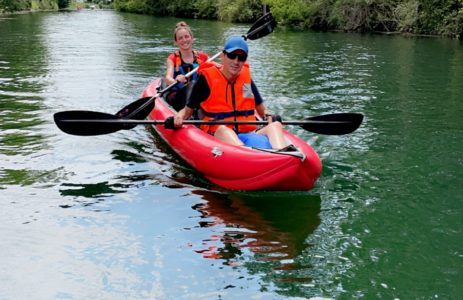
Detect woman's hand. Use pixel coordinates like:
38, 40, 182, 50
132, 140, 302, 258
175, 74, 187, 83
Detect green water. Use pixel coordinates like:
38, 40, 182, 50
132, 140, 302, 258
0, 10, 462, 299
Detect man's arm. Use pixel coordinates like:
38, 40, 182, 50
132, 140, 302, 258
185, 75, 210, 109
251, 81, 269, 118
173, 75, 210, 127
173, 106, 194, 127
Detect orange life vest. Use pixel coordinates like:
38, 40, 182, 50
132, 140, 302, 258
174, 50, 204, 76
198, 62, 256, 134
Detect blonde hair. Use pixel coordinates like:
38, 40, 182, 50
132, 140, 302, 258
174, 21, 193, 41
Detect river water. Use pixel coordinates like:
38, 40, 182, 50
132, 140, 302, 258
0, 10, 462, 299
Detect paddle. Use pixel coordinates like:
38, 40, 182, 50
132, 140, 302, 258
115, 13, 277, 121
54, 111, 363, 136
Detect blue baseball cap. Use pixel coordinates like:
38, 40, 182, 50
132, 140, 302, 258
223, 36, 248, 54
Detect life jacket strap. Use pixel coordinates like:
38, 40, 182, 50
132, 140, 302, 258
202, 109, 255, 120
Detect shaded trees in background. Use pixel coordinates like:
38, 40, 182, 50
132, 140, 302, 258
58, 0, 69, 9
115, 0, 206, 16
195, 0, 217, 19
114, 0, 261, 20
216, 0, 263, 22
229, 0, 457, 37
1, 0, 31, 12
1, 0, 84, 12
265, 0, 463, 37
331, 0, 400, 32
2, 0, 462, 38
416, 0, 463, 36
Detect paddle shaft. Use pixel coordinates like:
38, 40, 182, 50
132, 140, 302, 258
54, 110, 363, 136
58, 119, 349, 126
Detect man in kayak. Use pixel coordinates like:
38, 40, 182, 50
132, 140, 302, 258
170, 36, 288, 150
165, 21, 209, 111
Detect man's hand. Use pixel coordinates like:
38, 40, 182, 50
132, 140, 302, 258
266, 114, 282, 123
164, 116, 175, 129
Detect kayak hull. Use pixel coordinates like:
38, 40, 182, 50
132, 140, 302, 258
142, 79, 322, 191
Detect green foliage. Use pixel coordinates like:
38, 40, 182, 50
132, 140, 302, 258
3, 0, 456, 38
0, 0, 31, 12
114, 0, 150, 13
331, 0, 399, 32
195, 0, 218, 19
416, 0, 463, 36
161, 0, 197, 17
1, 0, 462, 39
57, 0, 69, 9
216, 0, 263, 22
262, 0, 308, 27
1, 0, 59, 12
395, 0, 419, 32
304, 0, 338, 30
439, 1, 463, 37
262, 0, 462, 37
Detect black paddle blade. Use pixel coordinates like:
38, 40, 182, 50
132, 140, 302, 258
303, 113, 364, 135
54, 111, 125, 136
115, 96, 155, 120
246, 13, 277, 40
247, 13, 275, 36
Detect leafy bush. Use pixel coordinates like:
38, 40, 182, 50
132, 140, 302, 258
395, 0, 419, 32
1, 0, 31, 12
263, 0, 308, 27
115, 0, 149, 13
195, 0, 218, 19
216, 0, 263, 22
304, 0, 338, 30
332, 0, 399, 32
416, 0, 463, 35
110, 0, 463, 38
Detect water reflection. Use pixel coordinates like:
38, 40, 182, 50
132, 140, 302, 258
0, 167, 63, 188
60, 181, 127, 198
190, 190, 321, 285
0, 14, 50, 178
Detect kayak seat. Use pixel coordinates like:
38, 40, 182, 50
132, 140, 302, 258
253, 144, 306, 159
277, 144, 298, 152
165, 90, 186, 111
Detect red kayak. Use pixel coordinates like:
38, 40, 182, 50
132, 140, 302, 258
142, 79, 322, 191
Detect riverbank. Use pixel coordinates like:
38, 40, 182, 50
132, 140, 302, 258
0, 9, 56, 15
112, 0, 463, 40
0, 1, 113, 15
0, 8, 115, 16
2, 6, 460, 40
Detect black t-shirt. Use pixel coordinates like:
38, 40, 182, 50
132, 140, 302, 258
186, 74, 264, 109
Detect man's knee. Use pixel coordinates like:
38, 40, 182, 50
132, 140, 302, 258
267, 121, 283, 131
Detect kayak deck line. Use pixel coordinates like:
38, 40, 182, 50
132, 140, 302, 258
251, 146, 306, 160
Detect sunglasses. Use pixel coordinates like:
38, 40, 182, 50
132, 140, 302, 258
224, 51, 247, 62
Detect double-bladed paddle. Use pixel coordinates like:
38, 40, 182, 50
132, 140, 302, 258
115, 13, 277, 121
53, 13, 363, 138
54, 111, 363, 136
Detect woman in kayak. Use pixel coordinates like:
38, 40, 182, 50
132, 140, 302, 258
165, 21, 209, 111
171, 36, 288, 150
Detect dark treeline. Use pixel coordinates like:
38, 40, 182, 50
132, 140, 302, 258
114, 0, 463, 38
0, 0, 72, 11
0, 0, 106, 12
1, 0, 462, 38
